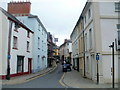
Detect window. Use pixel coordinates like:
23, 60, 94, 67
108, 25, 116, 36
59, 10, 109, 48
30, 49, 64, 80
42, 40, 43, 51
86, 56, 89, 73
38, 24, 41, 31
85, 33, 87, 51
118, 31, 120, 45
27, 31, 30, 38
27, 41, 30, 52
115, 2, 120, 11
38, 55, 40, 63
17, 56, 24, 73
38, 37, 40, 49
42, 29, 43, 35
89, 29, 92, 49
13, 36, 18, 49
88, 9, 91, 19
117, 24, 120, 29
84, 16, 86, 24
14, 23, 20, 32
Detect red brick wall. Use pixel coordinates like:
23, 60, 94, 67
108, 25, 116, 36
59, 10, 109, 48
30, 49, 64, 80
8, 2, 31, 16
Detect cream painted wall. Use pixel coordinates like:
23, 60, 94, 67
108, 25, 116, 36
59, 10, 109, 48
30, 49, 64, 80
0, 10, 9, 75
99, 2, 118, 17
100, 19, 118, 52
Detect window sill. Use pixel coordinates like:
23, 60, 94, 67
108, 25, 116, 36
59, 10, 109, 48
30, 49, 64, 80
14, 30, 18, 32
115, 10, 120, 12
13, 48, 18, 50
27, 36, 30, 38
89, 48, 92, 51
27, 51, 30, 53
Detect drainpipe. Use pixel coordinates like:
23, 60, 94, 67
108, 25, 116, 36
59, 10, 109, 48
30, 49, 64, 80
83, 30, 86, 77
6, 20, 13, 80
81, 16, 86, 77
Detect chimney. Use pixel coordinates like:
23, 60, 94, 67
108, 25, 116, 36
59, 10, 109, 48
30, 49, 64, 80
8, 1, 31, 16
64, 39, 67, 43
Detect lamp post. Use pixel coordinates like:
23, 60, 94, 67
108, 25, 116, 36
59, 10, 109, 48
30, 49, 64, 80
109, 42, 115, 88
96, 53, 100, 84
6, 21, 13, 80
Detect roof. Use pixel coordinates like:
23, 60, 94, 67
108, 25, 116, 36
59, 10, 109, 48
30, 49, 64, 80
28, 14, 47, 33
59, 39, 72, 49
70, 1, 91, 38
0, 7, 33, 33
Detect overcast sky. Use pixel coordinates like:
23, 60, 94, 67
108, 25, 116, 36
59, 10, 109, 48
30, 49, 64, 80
1, 0, 87, 46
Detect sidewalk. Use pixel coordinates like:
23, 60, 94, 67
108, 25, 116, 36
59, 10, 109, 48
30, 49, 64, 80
2, 65, 57, 85
62, 70, 118, 88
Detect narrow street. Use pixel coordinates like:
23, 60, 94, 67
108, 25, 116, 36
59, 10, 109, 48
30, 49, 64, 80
2, 64, 65, 88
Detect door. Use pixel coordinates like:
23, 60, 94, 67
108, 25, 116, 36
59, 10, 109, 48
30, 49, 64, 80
28, 58, 32, 74
77, 58, 79, 72
17, 56, 24, 73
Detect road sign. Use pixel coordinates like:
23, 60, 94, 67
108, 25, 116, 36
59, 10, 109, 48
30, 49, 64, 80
8, 55, 11, 59
96, 55, 99, 60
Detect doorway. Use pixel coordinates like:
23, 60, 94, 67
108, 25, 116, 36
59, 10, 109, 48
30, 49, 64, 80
28, 58, 32, 74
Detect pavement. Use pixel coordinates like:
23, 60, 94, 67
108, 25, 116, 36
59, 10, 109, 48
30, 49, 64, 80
2, 64, 57, 85
61, 70, 118, 88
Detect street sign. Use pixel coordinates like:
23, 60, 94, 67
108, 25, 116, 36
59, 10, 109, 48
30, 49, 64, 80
8, 55, 11, 59
96, 55, 99, 60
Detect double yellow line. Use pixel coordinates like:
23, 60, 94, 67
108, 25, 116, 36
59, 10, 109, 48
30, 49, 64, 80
59, 73, 68, 88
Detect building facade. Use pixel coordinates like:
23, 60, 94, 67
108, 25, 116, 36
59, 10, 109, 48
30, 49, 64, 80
47, 32, 56, 67
70, 1, 119, 83
0, 8, 33, 79
7, 1, 48, 73
59, 39, 72, 64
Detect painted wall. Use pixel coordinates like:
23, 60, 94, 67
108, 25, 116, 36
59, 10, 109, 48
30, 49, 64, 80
10, 25, 33, 74
0, 10, 9, 75
17, 16, 48, 73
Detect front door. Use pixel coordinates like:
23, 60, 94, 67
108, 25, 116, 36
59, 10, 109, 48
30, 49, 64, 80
77, 58, 79, 72
28, 58, 32, 74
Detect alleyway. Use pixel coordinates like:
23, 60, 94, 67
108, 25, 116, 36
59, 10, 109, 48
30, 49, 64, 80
2, 64, 64, 88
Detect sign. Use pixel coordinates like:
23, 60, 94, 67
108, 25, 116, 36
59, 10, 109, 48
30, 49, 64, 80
8, 55, 11, 59
54, 38, 58, 42
96, 54, 99, 60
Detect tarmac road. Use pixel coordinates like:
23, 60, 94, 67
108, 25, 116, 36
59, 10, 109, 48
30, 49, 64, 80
2, 64, 65, 88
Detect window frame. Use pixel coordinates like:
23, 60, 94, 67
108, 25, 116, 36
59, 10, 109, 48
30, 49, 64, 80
13, 36, 18, 50
115, 2, 120, 12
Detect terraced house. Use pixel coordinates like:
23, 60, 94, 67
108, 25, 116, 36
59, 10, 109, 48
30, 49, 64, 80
70, 1, 120, 84
7, 1, 48, 73
0, 7, 33, 79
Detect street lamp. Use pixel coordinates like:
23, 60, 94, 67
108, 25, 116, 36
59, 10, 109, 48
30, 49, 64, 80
6, 21, 13, 80
109, 42, 115, 88
96, 53, 100, 84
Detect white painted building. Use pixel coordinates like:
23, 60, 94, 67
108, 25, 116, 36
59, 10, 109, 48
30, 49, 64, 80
16, 15, 48, 73
71, 1, 120, 84
70, 27, 79, 70
7, 1, 48, 73
83, 1, 119, 83
0, 8, 33, 79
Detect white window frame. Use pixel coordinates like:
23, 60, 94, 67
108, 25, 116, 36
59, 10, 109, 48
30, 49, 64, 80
115, 2, 120, 12
13, 36, 18, 49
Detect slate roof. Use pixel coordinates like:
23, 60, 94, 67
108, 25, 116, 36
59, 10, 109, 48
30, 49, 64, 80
0, 7, 33, 33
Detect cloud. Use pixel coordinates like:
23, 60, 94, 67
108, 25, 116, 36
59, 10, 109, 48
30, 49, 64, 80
1, 0, 87, 46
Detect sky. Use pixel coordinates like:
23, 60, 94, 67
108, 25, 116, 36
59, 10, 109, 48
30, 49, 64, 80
1, 0, 87, 46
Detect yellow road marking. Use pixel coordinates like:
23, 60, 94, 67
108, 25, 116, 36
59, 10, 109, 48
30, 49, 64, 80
59, 73, 68, 88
